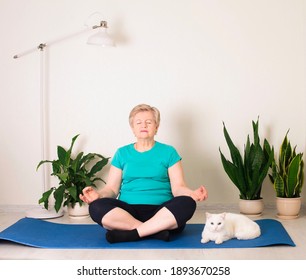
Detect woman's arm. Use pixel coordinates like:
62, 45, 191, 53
168, 161, 208, 201
98, 165, 122, 198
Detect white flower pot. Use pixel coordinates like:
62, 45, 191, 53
67, 203, 89, 218
276, 197, 301, 219
239, 198, 264, 217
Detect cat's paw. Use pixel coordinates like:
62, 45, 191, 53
201, 238, 209, 244
215, 239, 223, 244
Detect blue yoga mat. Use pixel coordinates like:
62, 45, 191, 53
0, 218, 295, 249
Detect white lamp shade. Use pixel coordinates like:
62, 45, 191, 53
87, 28, 115, 47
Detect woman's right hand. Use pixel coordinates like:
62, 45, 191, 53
79, 186, 100, 204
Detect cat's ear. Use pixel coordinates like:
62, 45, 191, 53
205, 212, 211, 218
221, 212, 226, 219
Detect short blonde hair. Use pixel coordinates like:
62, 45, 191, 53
129, 104, 160, 127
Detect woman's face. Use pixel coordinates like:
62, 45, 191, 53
131, 111, 158, 140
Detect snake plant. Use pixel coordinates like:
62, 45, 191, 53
219, 118, 274, 200
37, 134, 110, 212
268, 131, 304, 198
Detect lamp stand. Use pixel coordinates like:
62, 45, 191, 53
25, 44, 64, 219
14, 17, 114, 219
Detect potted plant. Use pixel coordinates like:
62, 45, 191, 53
219, 117, 274, 216
268, 131, 304, 219
37, 134, 110, 217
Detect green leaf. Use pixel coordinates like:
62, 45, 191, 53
51, 160, 61, 174
220, 149, 246, 193
287, 154, 302, 197
222, 123, 244, 167
72, 152, 84, 172
57, 145, 68, 166
296, 159, 304, 196
79, 153, 95, 168
38, 188, 54, 210
57, 134, 80, 167
252, 117, 260, 147
53, 185, 65, 212
88, 157, 110, 177
67, 134, 80, 161
92, 177, 105, 184
67, 186, 77, 201
36, 160, 53, 171
274, 174, 285, 197
69, 134, 80, 151
55, 172, 69, 183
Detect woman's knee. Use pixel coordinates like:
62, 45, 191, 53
88, 199, 102, 225
173, 196, 196, 212
164, 196, 196, 227
88, 197, 117, 225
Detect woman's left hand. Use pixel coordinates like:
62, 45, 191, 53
190, 185, 208, 201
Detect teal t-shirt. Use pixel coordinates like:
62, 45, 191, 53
111, 141, 181, 205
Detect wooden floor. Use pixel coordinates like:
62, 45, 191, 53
0, 204, 305, 260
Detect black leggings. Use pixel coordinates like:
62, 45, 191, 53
89, 196, 196, 233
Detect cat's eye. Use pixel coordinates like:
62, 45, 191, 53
218, 222, 221, 225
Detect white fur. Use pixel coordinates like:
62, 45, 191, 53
201, 212, 261, 244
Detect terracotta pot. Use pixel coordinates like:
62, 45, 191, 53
67, 203, 89, 218
276, 197, 301, 219
239, 198, 264, 217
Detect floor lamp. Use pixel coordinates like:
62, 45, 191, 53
13, 19, 114, 219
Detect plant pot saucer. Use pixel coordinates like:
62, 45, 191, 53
25, 206, 64, 219
276, 213, 299, 220
68, 214, 89, 219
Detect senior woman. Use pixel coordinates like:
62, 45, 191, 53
80, 104, 208, 243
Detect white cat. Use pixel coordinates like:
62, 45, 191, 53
201, 212, 261, 244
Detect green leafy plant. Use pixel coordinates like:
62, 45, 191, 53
37, 134, 110, 212
268, 131, 304, 198
219, 118, 274, 200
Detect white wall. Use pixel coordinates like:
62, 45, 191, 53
0, 0, 305, 208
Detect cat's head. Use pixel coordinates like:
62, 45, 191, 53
205, 212, 226, 232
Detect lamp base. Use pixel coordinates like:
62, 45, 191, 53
25, 205, 64, 219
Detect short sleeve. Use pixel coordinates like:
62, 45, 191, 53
111, 148, 122, 169
167, 146, 182, 167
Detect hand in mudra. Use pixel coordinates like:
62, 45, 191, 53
191, 185, 208, 202
79, 187, 100, 204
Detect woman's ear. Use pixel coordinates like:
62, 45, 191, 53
155, 125, 159, 134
